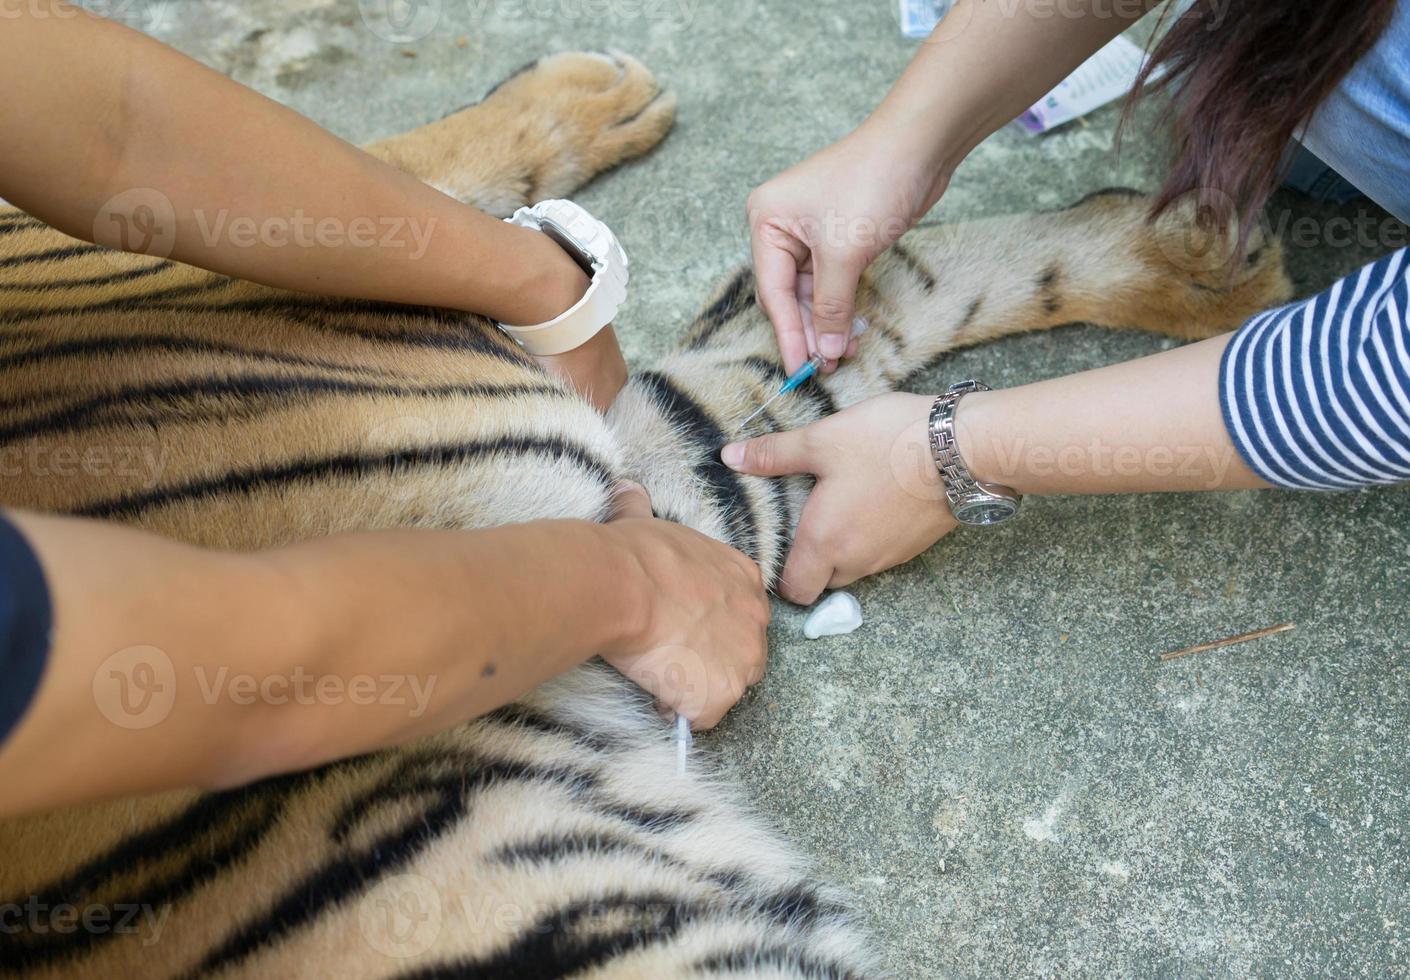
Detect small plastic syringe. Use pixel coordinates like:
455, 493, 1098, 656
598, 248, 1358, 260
739, 316, 868, 430
674, 712, 692, 775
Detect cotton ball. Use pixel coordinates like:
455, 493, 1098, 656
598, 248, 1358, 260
803, 591, 863, 640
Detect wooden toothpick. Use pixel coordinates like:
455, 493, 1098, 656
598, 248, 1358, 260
1159, 622, 1295, 662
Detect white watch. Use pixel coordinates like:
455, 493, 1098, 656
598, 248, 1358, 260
494, 199, 629, 356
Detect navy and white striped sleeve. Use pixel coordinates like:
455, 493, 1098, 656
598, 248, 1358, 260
1220, 247, 1410, 490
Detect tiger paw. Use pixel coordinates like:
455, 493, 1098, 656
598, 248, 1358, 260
367, 51, 676, 215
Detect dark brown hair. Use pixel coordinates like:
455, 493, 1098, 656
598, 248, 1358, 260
1128, 0, 1397, 243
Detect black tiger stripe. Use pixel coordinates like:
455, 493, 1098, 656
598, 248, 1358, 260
0, 215, 44, 235
0, 277, 234, 324
0, 260, 172, 291
393, 891, 701, 980
960, 295, 984, 331
484, 702, 615, 751
632, 370, 758, 560
170, 294, 471, 328
1037, 263, 1062, 315
0, 243, 106, 270
72, 436, 616, 521
1, 374, 570, 445
592, 798, 695, 831
329, 753, 585, 845
184, 760, 480, 978
0, 294, 529, 367
487, 829, 672, 868
332, 749, 691, 845
861, 313, 907, 355
889, 242, 937, 293
188, 752, 693, 978
0, 765, 351, 973
488, 832, 844, 929
0, 333, 401, 378
687, 267, 756, 348
694, 947, 868, 980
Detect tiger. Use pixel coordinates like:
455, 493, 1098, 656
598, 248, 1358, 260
0, 50, 1291, 979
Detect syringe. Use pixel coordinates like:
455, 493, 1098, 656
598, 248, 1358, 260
674, 712, 691, 775
739, 316, 868, 430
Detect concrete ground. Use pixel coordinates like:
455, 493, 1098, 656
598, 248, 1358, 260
140, 0, 1408, 975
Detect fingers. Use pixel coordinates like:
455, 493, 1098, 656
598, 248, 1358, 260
750, 224, 811, 376
809, 248, 864, 362
720, 426, 814, 477
776, 503, 835, 606
607, 480, 653, 521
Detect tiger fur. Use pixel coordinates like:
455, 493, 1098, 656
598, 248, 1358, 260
0, 51, 1292, 979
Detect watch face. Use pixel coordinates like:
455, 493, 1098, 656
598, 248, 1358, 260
953, 493, 1019, 526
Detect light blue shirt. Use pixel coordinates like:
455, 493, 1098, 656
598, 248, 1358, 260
1300, 0, 1410, 223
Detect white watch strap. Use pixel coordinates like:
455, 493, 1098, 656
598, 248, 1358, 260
496, 201, 629, 357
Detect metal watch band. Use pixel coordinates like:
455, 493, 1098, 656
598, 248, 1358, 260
928, 381, 1022, 526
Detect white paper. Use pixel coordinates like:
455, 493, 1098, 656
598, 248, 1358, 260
898, 0, 953, 38
1014, 34, 1157, 135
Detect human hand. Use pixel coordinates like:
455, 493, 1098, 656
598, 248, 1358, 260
721, 393, 957, 604
747, 130, 948, 374
600, 482, 770, 728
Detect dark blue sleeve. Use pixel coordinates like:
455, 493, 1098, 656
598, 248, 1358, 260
0, 514, 52, 745
1220, 247, 1410, 489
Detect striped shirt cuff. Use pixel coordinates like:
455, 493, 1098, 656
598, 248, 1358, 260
1220, 248, 1410, 491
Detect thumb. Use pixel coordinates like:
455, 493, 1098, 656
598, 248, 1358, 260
607, 480, 654, 521
808, 248, 863, 361
720, 427, 814, 477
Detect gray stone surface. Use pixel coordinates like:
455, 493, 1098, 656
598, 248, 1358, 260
138, 1, 1409, 975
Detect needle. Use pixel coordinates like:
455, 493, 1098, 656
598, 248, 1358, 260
739, 317, 868, 430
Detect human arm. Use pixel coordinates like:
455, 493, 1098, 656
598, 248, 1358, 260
722, 332, 1267, 604
0, 487, 767, 816
0, 3, 625, 407
724, 246, 1410, 602
748, 0, 1156, 372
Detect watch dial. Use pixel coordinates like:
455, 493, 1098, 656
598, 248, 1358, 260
954, 496, 1019, 526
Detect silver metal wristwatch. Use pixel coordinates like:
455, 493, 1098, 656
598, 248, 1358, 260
928, 381, 1022, 527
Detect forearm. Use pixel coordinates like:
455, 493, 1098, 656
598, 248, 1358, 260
955, 332, 1269, 495
863, 0, 1156, 178
0, 3, 585, 325
0, 513, 642, 815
